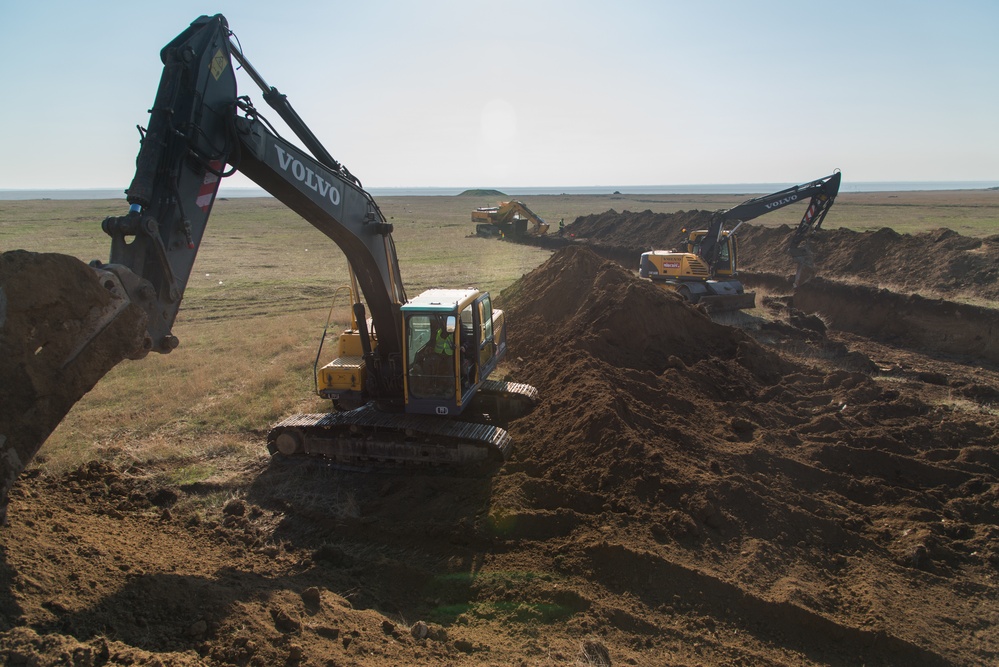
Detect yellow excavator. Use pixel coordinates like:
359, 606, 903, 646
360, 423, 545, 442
472, 200, 549, 238
639, 172, 841, 312
0, 14, 541, 519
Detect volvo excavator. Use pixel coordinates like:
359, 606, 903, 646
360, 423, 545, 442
472, 200, 550, 238
1, 13, 540, 497
639, 172, 841, 311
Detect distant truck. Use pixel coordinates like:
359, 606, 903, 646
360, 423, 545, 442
473, 200, 549, 238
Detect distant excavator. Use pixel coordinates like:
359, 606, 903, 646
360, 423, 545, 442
639, 172, 841, 312
473, 200, 549, 238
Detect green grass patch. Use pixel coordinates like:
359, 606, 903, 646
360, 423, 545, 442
164, 463, 217, 486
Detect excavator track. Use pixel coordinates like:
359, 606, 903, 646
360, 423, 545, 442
267, 406, 512, 469
267, 379, 539, 470
471, 379, 540, 422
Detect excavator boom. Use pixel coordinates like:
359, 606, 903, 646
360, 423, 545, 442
100, 15, 407, 367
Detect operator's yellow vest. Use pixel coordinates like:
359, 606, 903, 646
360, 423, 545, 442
434, 330, 454, 355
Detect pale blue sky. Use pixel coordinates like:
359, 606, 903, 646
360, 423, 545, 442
1, 0, 996, 190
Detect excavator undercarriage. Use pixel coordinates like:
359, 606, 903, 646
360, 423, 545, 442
268, 380, 539, 468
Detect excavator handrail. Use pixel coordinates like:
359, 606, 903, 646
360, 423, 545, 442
313, 285, 356, 396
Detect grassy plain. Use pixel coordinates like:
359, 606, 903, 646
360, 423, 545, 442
1, 189, 996, 476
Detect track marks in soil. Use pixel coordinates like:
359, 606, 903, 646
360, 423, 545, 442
583, 542, 952, 666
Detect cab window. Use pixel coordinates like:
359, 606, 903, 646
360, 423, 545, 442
478, 295, 493, 342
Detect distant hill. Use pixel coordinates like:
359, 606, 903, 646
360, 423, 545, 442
458, 189, 506, 197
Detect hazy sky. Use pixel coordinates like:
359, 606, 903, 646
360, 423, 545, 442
2, 0, 997, 191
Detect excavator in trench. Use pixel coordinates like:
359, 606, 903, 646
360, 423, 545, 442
472, 200, 550, 238
638, 172, 841, 312
2, 14, 540, 490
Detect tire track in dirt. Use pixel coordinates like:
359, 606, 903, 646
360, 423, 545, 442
793, 278, 999, 364
582, 542, 951, 666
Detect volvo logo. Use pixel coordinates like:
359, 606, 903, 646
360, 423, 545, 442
765, 194, 798, 209
275, 145, 341, 206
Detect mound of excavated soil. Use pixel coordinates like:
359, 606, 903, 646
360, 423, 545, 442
741, 225, 999, 300
564, 209, 714, 252
496, 246, 999, 665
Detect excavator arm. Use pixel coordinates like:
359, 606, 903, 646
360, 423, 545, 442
718, 172, 841, 230
2, 14, 415, 520
96, 14, 407, 372
697, 171, 841, 272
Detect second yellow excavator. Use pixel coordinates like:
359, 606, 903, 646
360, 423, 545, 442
639, 172, 841, 312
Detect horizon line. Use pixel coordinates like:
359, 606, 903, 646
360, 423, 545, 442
3, 178, 999, 192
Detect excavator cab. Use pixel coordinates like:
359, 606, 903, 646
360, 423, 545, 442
640, 227, 754, 312
402, 289, 502, 416
688, 230, 738, 276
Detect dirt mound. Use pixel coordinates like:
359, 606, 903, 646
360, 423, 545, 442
741, 225, 999, 300
0, 251, 148, 524
496, 246, 999, 664
499, 245, 782, 376
498, 247, 793, 478
564, 209, 714, 252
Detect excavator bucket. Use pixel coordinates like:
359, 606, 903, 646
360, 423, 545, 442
0, 251, 149, 523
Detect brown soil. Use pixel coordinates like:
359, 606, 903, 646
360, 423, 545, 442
2, 212, 999, 666
0, 251, 148, 525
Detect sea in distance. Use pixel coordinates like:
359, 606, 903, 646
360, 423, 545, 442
0, 181, 996, 201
